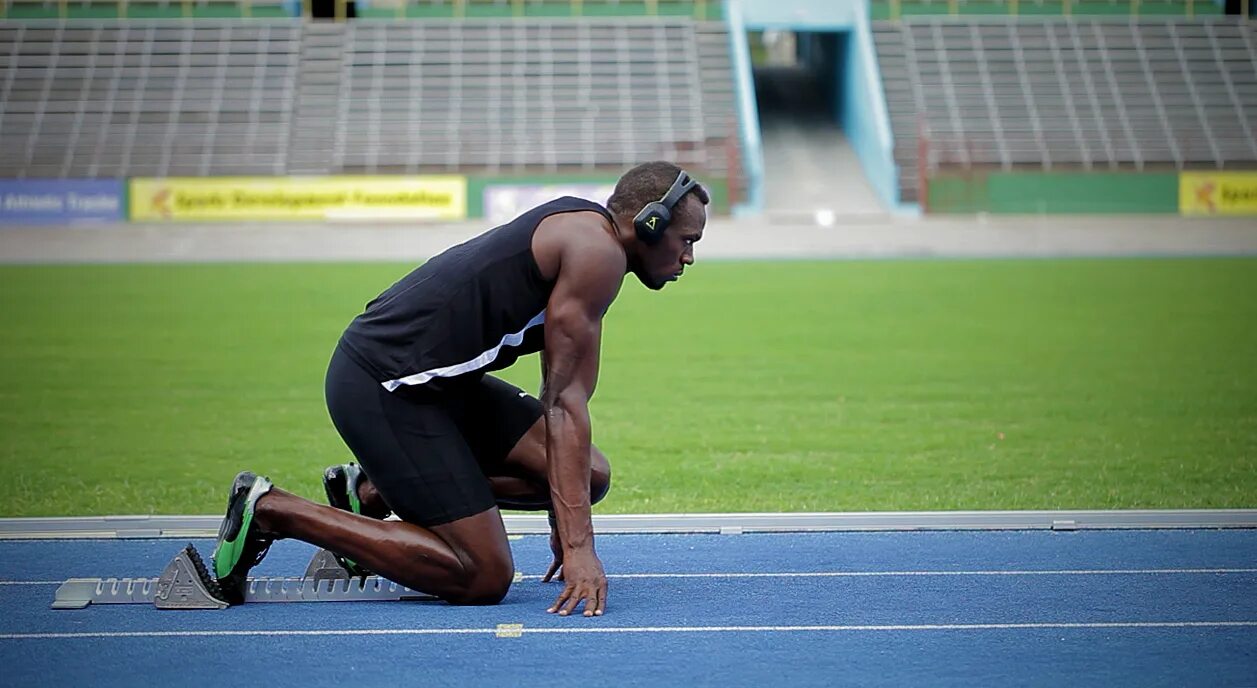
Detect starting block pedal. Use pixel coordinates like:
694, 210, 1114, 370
155, 543, 230, 609
52, 544, 438, 610
304, 548, 355, 582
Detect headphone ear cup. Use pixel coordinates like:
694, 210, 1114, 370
634, 203, 671, 245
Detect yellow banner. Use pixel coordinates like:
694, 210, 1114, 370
130, 177, 467, 221
1179, 172, 1257, 216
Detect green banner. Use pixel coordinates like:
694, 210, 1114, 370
928, 171, 1180, 214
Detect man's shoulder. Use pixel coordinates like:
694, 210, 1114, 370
533, 209, 623, 280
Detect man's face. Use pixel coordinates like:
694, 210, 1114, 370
634, 212, 704, 291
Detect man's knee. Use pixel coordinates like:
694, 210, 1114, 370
591, 457, 611, 506
446, 552, 514, 606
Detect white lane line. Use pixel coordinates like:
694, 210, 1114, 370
2, 621, 1256, 640
4, 568, 1255, 587
521, 568, 1257, 580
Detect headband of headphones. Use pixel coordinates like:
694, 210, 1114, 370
658, 171, 698, 212
633, 170, 698, 245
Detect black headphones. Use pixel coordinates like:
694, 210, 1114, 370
633, 170, 698, 245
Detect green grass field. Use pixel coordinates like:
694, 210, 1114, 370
1, 258, 1254, 517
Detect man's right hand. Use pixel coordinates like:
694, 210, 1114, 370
546, 548, 606, 617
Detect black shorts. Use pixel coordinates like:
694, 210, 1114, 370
324, 344, 543, 526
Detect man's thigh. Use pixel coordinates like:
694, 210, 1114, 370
459, 375, 610, 493
456, 375, 545, 474
328, 364, 498, 527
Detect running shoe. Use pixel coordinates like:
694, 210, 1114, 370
211, 471, 275, 603
322, 462, 372, 577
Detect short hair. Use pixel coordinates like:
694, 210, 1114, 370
606, 161, 710, 227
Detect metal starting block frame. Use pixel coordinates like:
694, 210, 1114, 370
51, 544, 437, 610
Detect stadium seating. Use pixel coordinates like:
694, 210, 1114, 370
315, 18, 736, 175
874, 18, 1257, 202
869, 0, 1225, 20
355, 0, 720, 20
0, 0, 291, 20
0, 21, 302, 177
0, 17, 738, 187
0, 0, 716, 21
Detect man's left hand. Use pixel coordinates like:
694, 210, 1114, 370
542, 528, 564, 582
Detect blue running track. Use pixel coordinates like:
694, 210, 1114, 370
2, 530, 1255, 687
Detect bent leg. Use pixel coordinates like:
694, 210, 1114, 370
255, 492, 513, 604
341, 416, 609, 516
455, 376, 611, 510
486, 414, 611, 510
317, 347, 514, 603
345, 375, 612, 513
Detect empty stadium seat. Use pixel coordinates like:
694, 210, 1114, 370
873, 17, 1257, 203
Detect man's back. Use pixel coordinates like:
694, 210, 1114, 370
337, 197, 613, 391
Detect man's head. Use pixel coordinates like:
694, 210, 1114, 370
607, 161, 710, 291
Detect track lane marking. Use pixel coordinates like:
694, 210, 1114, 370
3, 621, 1256, 640
4, 568, 1256, 587
526, 568, 1257, 580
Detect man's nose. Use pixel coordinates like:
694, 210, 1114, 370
681, 250, 694, 266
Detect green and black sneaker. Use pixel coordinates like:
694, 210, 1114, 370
322, 462, 372, 578
211, 471, 276, 604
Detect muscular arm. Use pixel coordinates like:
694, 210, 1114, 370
541, 234, 624, 556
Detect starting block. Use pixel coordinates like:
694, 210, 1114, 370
51, 544, 438, 610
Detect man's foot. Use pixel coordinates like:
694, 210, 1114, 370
322, 462, 373, 577
211, 471, 276, 603
323, 462, 368, 516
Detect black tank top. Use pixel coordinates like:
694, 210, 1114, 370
337, 197, 613, 391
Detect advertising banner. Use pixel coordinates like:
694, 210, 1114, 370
0, 179, 125, 225
483, 183, 615, 224
129, 177, 467, 221
1180, 172, 1257, 216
